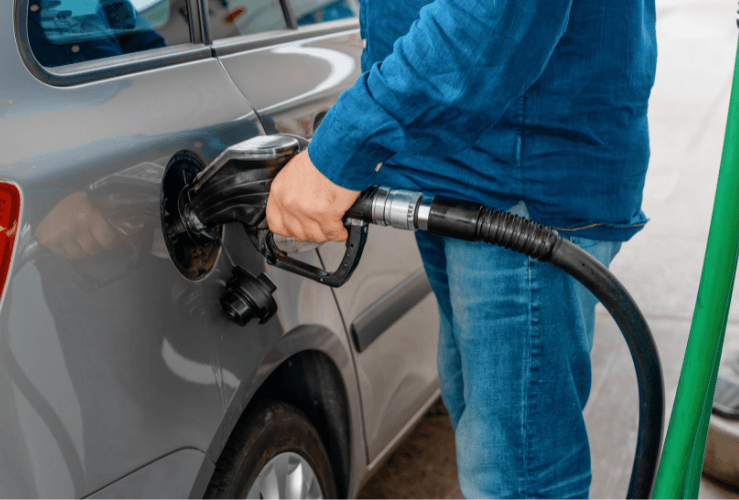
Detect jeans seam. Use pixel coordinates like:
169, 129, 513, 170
553, 221, 648, 232
518, 92, 525, 194
518, 197, 531, 498
527, 256, 543, 498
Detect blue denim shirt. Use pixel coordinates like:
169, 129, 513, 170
308, 0, 657, 241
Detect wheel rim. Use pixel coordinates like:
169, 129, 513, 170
246, 451, 324, 499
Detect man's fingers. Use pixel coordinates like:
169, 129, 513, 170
45, 241, 66, 257
269, 196, 332, 243
282, 216, 332, 243
89, 213, 119, 251
270, 205, 347, 243
77, 228, 105, 256
304, 219, 331, 243
322, 219, 348, 242
266, 200, 289, 238
61, 238, 86, 260
282, 216, 307, 241
265, 149, 360, 244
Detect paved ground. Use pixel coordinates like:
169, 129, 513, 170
358, 0, 739, 497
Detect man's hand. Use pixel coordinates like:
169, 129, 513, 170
267, 150, 360, 243
36, 191, 120, 259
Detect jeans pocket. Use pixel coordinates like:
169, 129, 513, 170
567, 235, 602, 251
567, 235, 623, 266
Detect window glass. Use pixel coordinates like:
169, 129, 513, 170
27, 0, 190, 67
209, 0, 287, 40
293, 0, 357, 26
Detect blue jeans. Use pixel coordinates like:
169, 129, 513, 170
415, 204, 622, 499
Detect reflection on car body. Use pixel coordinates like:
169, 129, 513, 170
28, 0, 167, 66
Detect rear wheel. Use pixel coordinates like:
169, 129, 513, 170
205, 400, 337, 499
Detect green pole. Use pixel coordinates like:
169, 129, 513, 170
682, 348, 724, 498
652, 36, 739, 498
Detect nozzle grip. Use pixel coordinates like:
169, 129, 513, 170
259, 219, 369, 287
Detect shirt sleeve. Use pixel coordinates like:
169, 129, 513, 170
307, 0, 574, 191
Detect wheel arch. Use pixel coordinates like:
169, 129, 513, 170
204, 324, 355, 499
250, 349, 352, 498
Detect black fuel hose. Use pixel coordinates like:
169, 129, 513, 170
431, 197, 664, 499
349, 190, 665, 498
549, 238, 664, 499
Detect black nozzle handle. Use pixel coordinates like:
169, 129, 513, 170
344, 186, 380, 221
249, 186, 378, 287
256, 218, 369, 287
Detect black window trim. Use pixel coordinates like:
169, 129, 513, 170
14, 0, 212, 86
280, 0, 298, 29
198, 0, 212, 43
190, 0, 205, 43
211, 16, 359, 57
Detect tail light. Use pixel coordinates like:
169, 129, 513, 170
0, 183, 21, 305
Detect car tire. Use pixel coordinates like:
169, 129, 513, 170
204, 400, 337, 499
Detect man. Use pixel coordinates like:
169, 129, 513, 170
266, 0, 656, 497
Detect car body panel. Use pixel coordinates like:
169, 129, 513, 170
87, 448, 215, 499
319, 227, 440, 463
2, 1, 441, 497
215, 21, 362, 138
1, 17, 267, 494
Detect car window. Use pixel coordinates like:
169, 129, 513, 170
27, 0, 190, 67
293, 0, 357, 26
209, 0, 288, 40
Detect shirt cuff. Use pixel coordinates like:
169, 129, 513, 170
307, 77, 396, 192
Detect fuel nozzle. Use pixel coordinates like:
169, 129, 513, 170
161, 133, 559, 328
161, 135, 303, 325
183, 135, 304, 234
167, 135, 372, 289
164, 135, 556, 322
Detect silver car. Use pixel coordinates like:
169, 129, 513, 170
1, 0, 441, 496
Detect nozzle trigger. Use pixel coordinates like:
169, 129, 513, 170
256, 219, 369, 287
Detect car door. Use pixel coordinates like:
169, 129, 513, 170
2, 1, 274, 496
209, 0, 441, 464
